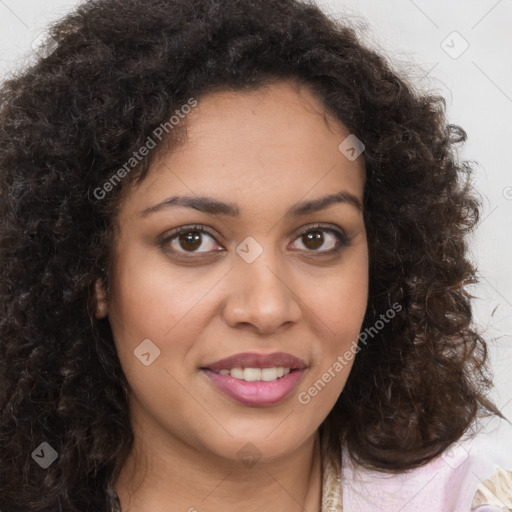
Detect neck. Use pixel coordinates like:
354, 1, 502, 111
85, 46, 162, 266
113, 425, 323, 512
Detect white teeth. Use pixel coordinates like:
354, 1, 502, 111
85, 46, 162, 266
261, 367, 278, 381
243, 368, 261, 381
217, 367, 292, 381
230, 367, 244, 379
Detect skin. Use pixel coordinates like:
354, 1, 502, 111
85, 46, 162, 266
95, 80, 368, 512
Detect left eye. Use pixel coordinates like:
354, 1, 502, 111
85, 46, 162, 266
161, 224, 351, 255
291, 227, 345, 252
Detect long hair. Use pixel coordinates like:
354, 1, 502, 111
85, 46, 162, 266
0, 0, 502, 509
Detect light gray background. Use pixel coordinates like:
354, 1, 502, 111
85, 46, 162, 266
1, 0, 511, 437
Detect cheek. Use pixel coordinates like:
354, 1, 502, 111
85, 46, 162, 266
109, 246, 220, 338
302, 247, 368, 394
107, 251, 203, 375
106, 258, 214, 414
107, 251, 247, 407
297, 286, 366, 412
331, 270, 368, 336
308, 246, 368, 338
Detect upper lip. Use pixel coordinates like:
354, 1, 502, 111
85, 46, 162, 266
202, 352, 307, 372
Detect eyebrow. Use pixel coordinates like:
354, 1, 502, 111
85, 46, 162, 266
140, 190, 363, 219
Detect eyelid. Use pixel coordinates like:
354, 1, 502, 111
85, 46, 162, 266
295, 222, 346, 239
159, 224, 222, 252
292, 223, 353, 253
159, 222, 352, 255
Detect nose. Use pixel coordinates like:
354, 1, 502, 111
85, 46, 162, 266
221, 247, 302, 335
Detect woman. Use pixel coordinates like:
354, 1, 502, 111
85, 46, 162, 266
0, 0, 510, 510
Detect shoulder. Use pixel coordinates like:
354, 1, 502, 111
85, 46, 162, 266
341, 415, 512, 511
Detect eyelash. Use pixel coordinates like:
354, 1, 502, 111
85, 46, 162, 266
159, 223, 353, 257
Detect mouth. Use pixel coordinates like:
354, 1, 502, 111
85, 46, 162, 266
200, 352, 307, 406
212, 366, 294, 382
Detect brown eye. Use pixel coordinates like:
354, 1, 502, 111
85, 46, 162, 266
160, 223, 352, 258
301, 230, 324, 250
178, 231, 202, 251
291, 225, 351, 254
162, 226, 222, 254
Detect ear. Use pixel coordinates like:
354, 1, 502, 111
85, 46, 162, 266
94, 277, 109, 319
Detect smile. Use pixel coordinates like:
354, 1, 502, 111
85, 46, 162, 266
200, 351, 307, 406
215, 367, 292, 381
200, 352, 307, 407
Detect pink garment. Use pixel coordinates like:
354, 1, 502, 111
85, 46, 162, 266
340, 415, 512, 511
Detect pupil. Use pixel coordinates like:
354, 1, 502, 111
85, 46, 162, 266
304, 231, 323, 250
177, 230, 324, 252
179, 231, 201, 251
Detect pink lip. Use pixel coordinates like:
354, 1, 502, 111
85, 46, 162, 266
202, 368, 306, 406
200, 352, 308, 407
202, 351, 307, 372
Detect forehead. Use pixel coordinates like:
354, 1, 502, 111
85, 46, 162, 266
171, 80, 354, 164
119, 80, 365, 218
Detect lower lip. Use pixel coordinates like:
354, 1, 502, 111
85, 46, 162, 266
202, 369, 305, 406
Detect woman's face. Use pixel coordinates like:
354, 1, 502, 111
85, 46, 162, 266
96, 80, 368, 464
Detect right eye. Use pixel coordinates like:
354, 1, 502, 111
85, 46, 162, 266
160, 225, 224, 254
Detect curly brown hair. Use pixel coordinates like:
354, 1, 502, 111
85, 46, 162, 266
0, 0, 505, 510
